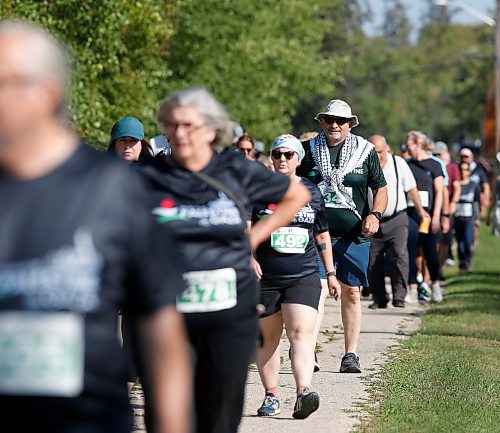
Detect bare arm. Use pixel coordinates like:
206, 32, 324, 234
143, 305, 191, 433
314, 231, 341, 300
480, 182, 491, 219
450, 180, 461, 214
432, 176, 444, 233
407, 187, 431, 220
249, 181, 311, 251
441, 186, 450, 234
362, 186, 387, 237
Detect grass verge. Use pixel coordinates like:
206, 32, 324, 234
358, 226, 500, 433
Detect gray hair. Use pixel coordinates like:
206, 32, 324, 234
0, 19, 71, 125
157, 87, 233, 148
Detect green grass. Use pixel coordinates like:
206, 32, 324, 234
359, 227, 500, 433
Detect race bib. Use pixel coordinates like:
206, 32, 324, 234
178, 268, 237, 313
0, 311, 84, 397
270, 227, 309, 254
407, 190, 429, 208
455, 203, 473, 218
324, 187, 353, 209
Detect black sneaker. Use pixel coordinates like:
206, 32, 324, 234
292, 388, 320, 419
392, 299, 405, 308
257, 392, 280, 416
339, 352, 361, 373
368, 302, 387, 310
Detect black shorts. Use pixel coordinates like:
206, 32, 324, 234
259, 271, 322, 318
438, 215, 454, 245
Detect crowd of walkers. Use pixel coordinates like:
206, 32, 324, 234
0, 19, 498, 433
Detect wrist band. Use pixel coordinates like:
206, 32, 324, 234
326, 270, 336, 277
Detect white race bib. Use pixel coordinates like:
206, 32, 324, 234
0, 311, 84, 397
177, 268, 237, 313
270, 227, 309, 254
324, 187, 353, 209
407, 190, 429, 208
455, 203, 473, 218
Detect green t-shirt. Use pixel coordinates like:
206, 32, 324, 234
298, 138, 387, 242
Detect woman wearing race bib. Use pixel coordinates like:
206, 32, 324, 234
252, 134, 341, 420
455, 161, 481, 272
405, 131, 445, 302
139, 88, 310, 433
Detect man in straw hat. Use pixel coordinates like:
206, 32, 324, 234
297, 99, 387, 373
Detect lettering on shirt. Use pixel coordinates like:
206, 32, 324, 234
153, 192, 242, 227
0, 229, 102, 312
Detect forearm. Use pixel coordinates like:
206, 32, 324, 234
372, 186, 388, 213
249, 181, 310, 250
315, 231, 334, 272
452, 181, 461, 204
433, 190, 443, 218
148, 306, 192, 433
442, 187, 450, 214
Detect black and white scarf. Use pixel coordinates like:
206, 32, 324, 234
310, 132, 373, 220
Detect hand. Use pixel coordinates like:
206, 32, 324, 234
441, 216, 450, 234
362, 214, 380, 237
250, 256, 262, 281
449, 201, 457, 214
327, 275, 341, 300
419, 210, 431, 221
431, 215, 441, 234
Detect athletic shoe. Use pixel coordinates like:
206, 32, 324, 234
405, 288, 419, 304
257, 393, 280, 416
314, 352, 320, 373
392, 299, 405, 308
339, 352, 361, 373
292, 388, 320, 419
444, 258, 455, 267
418, 282, 431, 303
368, 302, 388, 310
431, 282, 443, 303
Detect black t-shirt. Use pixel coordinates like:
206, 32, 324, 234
253, 178, 328, 280
406, 158, 444, 220
455, 181, 481, 221
0, 145, 185, 433
140, 150, 290, 332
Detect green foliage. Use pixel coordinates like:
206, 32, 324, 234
0, 0, 178, 147
166, 0, 344, 144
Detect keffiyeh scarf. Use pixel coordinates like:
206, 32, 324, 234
310, 132, 373, 220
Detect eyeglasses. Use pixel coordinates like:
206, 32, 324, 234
320, 116, 350, 126
271, 150, 295, 160
164, 122, 205, 134
238, 147, 253, 155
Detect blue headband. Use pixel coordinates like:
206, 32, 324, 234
271, 134, 305, 162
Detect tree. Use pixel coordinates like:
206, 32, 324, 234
166, 0, 344, 144
0, 0, 179, 147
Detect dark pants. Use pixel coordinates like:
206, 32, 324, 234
455, 218, 474, 268
407, 215, 440, 284
189, 319, 258, 433
368, 212, 409, 305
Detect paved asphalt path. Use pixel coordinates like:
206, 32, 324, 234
238, 294, 423, 433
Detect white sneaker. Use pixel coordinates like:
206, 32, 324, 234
431, 282, 443, 303
405, 287, 419, 304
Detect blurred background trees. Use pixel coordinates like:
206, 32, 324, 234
0, 0, 494, 149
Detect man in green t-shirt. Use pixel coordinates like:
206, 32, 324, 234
297, 99, 387, 373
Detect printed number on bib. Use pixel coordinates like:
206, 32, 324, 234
324, 187, 353, 209
271, 227, 308, 254
178, 268, 237, 313
0, 311, 84, 397
407, 190, 429, 208
455, 203, 473, 218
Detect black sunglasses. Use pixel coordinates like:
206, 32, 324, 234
271, 150, 295, 160
320, 116, 350, 126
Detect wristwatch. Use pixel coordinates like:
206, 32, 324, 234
326, 270, 336, 277
369, 211, 382, 221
